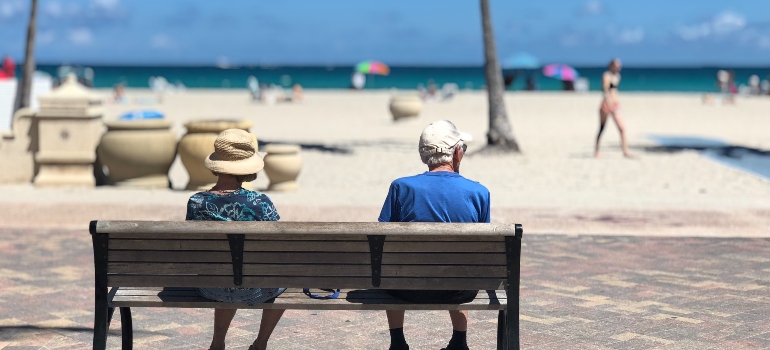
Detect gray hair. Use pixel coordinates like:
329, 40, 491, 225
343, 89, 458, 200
420, 141, 462, 166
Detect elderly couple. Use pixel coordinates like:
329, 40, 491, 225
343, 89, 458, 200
189, 120, 490, 350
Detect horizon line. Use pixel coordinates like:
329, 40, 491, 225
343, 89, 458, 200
32, 62, 770, 69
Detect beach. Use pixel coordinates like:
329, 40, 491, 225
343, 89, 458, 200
1, 89, 768, 235
2, 89, 770, 350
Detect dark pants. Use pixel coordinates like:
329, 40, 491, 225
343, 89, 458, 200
386, 289, 478, 304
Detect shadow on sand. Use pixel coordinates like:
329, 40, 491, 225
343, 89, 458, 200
258, 140, 352, 154
644, 135, 770, 180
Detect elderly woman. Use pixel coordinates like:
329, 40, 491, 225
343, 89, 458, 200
186, 129, 284, 350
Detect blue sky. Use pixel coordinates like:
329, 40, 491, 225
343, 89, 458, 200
0, 0, 769, 66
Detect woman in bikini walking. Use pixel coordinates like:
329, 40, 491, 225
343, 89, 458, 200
595, 58, 633, 158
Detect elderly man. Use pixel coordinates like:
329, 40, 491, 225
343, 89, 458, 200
378, 120, 491, 350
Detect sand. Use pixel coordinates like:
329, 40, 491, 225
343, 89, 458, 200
1, 89, 768, 236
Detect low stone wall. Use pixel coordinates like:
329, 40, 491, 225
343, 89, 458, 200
0, 108, 36, 184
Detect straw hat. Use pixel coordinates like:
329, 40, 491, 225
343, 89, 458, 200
204, 129, 263, 175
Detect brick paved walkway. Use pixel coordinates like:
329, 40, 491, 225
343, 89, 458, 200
1, 228, 769, 349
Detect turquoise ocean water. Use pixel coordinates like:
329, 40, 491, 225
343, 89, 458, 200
36, 65, 770, 92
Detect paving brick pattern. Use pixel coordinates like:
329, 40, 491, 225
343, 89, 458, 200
1, 228, 769, 349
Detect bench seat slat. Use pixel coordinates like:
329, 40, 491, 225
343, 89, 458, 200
112, 288, 505, 299
108, 251, 506, 265
108, 275, 506, 290
107, 263, 505, 278
110, 288, 507, 311
108, 233, 504, 242
109, 240, 505, 253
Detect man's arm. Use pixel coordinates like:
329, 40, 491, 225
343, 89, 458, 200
481, 191, 491, 223
377, 183, 399, 222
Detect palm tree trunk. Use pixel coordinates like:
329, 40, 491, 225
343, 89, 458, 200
14, 0, 38, 111
480, 0, 520, 152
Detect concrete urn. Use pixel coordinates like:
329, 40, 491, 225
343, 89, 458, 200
97, 119, 177, 188
263, 144, 301, 191
389, 95, 422, 121
178, 119, 255, 191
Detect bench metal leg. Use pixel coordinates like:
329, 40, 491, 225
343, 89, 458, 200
93, 291, 110, 350
506, 303, 519, 350
497, 310, 506, 350
120, 307, 133, 350
92, 229, 111, 350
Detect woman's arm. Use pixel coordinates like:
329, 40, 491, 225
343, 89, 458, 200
602, 72, 612, 101
602, 72, 618, 105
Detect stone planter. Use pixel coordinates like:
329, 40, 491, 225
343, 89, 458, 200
97, 119, 177, 188
389, 95, 422, 121
178, 119, 254, 191
263, 144, 301, 191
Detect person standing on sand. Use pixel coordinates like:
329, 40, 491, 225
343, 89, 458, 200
378, 120, 490, 350
595, 58, 633, 158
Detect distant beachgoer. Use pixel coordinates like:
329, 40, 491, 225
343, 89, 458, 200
427, 82, 438, 101
247, 76, 261, 100
748, 75, 760, 95
595, 58, 632, 158
292, 83, 303, 102
562, 80, 575, 91
351, 72, 366, 90
727, 71, 738, 95
716, 70, 729, 93
761, 78, 770, 96
0, 55, 15, 79
720, 70, 737, 105
112, 83, 127, 104
503, 72, 517, 89
526, 75, 539, 91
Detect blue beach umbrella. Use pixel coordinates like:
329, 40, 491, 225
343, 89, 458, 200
503, 53, 540, 70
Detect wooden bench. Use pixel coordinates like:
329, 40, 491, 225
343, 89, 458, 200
90, 221, 523, 350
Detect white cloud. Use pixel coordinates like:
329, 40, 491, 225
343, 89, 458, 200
68, 28, 93, 45
582, 0, 604, 15
0, 0, 25, 19
42, 1, 62, 17
151, 34, 175, 50
92, 0, 119, 10
676, 11, 747, 41
711, 11, 746, 35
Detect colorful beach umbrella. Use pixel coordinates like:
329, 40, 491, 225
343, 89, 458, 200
503, 53, 540, 70
355, 61, 390, 76
542, 64, 579, 81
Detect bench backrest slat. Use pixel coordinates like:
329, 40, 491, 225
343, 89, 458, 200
95, 221, 520, 291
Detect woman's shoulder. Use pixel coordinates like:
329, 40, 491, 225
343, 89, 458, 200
240, 189, 273, 202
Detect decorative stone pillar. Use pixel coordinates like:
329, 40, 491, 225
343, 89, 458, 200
32, 74, 103, 187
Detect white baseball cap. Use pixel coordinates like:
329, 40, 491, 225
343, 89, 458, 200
418, 120, 472, 157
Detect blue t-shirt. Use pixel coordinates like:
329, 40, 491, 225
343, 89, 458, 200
378, 171, 490, 223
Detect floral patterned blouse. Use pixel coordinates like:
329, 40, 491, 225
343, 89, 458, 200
186, 188, 280, 222
186, 188, 284, 305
